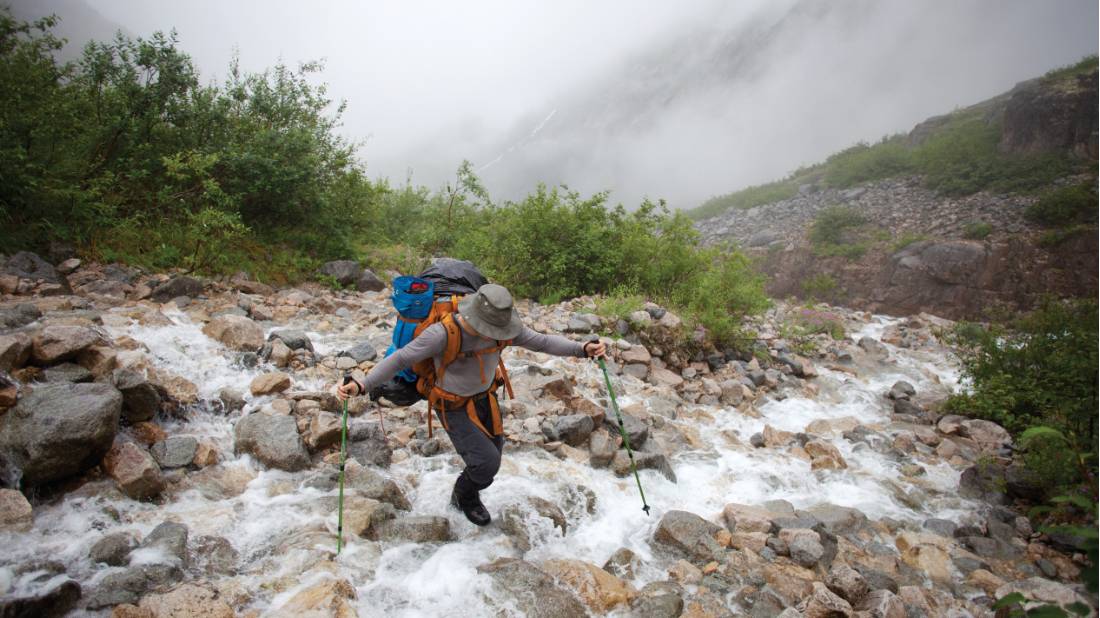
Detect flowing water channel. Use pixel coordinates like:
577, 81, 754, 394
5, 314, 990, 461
0, 307, 977, 616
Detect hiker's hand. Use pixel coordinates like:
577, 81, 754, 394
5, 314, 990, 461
335, 378, 362, 402
583, 340, 607, 359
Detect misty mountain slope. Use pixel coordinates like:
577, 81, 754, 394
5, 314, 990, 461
692, 62, 1098, 319
9, 0, 130, 60
430, 0, 1096, 207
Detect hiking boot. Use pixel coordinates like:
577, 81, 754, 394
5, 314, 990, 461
450, 488, 492, 526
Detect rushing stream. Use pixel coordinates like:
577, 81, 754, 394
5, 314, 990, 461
0, 305, 979, 616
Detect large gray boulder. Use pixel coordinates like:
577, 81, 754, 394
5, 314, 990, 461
4, 251, 70, 290
319, 260, 362, 286
477, 558, 588, 618
267, 330, 315, 353
652, 510, 724, 562
234, 413, 310, 472
0, 383, 121, 486
0, 303, 41, 330
150, 276, 203, 302
202, 314, 264, 352
31, 326, 104, 365
602, 413, 648, 448
356, 269, 385, 292
631, 581, 684, 618
112, 369, 161, 422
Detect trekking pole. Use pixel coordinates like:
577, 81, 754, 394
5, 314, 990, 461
597, 358, 651, 516
336, 376, 353, 554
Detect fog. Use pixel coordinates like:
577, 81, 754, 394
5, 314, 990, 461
12, 0, 1098, 208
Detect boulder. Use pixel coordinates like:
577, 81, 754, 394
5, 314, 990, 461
602, 413, 648, 448
0, 333, 31, 371
995, 577, 1089, 608
958, 461, 1008, 505
234, 412, 309, 471
371, 515, 452, 543
78, 346, 118, 379
113, 369, 161, 423
319, 260, 362, 286
103, 439, 165, 499
30, 325, 104, 365
477, 558, 588, 618
343, 461, 410, 509
804, 440, 848, 470
42, 363, 93, 383
630, 581, 684, 618
803, 581, 853, 618
344, 341, 377, 363
202, 314, 264, 352
0, 488, 33, 531
620, 345, 652, 364
90, 532, 136, 566
268, 578, 357, 618
348, 421, 392, 468
356, 269, 386, 292
268, 329, 315, 352
0, 303, 42, 330
825, 564, 868, 604
612, 449, 676, 482
721, 503, 773, 534
588, 429, 617, 468
0, 578, 81, 617
500, 496, 568, 552
0, 382, 121, 486
151, 436, 199, 469
805, 503, 867, 535
540, 559, 636, 612
250, 371, 292, 396
887, 381, 915, 400
648, 366, 684, 388
550, 414, 594, 446
138, 583, 233, 618
4, 251, 68, 288
780, 528, 824, 568
85, 564, 182, 609
139, 521, 189, 566
653, 510, 725, 562
340, 496, 394, 538
855, 589, 906, 618
960, 418, 1012, 451
150, 276, 203, 302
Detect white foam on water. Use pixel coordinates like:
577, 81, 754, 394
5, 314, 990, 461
1, 309, 984, 614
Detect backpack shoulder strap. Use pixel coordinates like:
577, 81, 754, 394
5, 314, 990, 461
436, 313, 463, 382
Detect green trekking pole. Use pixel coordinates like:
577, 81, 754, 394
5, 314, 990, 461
598, 357, 651, 515
336, 376, 353, 554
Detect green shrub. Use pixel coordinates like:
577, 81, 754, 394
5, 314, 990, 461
962, 221, 992, 240
809, 206, 872, 259
596, 288, 646, 323
823, 136, 912, 188
1039, 224, 1094, 248
946, 298, 1098, 462
1025, 183, 1098, 227
689, 179, 800, 220
890, 232, 927, 253
801, 273, 839, 302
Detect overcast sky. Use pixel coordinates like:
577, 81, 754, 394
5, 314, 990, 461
11, 0, 1099, 207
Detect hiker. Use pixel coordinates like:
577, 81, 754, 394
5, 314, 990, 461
335, 283, 607, 526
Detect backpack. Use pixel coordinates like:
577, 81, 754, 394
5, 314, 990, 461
369, 259, 514, 438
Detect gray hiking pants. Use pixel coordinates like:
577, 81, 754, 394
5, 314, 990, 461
437, 395, 504, 500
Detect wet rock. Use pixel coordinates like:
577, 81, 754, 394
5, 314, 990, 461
825, 564, 868, 604
342, 461, 410, 509
151, 436, 198, 469
268, 329, 315, 353
90, 532, 136, 566
858, 337, 889, 357
477, 558, 588, 618
602, 412, 647, 448
138, 583, 234, 618
855, 589, 906, 617
150, 276, 203, 302
77, 346, 118, 379
631, 580, 684, 618
588, 428, 616, 468
966, 569, 1006, 596
541, 559, 636, 612
0, 578, 81, 618
762, 424, 794, 448
612, 449, 676, 482
249, 371, 292, 396
4, 251, 68, 287
722, 503, 773, 534
0, 487, 33, 531
620, 345, 652, 364
648, 366, 684, 388
1004, 463, 1047, 502
140, 521, 190, 567
549, 414, 594, 446
763, 562, 818, 604
234, 412, 309, 472
268, 338, 292, 367
960, 418, 1012, 452
0, 382, 121, 486
921, 518, 957, 538
371, 515, 451, 543
85, 565, 183, 608
887, 381, 915, 400
189, 535, 239, 576
960, 535, 1022, 560
994, 577, 1088, 607
0, 333, 32, 372
347, 422, 392, 468
268, 578, 357, 617
622, 363, 648, 380
781, 528, 824, 568
113, 369, 161, 423
804, 439, 848, 470
305, 411, 342, 451
42, 362, 93, 383
103, 439, 165, 499
501, 496, 568, 552
343, 341, 377, 363
958, 461, 1008, 504
653, 510, 725, 562
805, 503, 867, 535
202, 314, 264, 352
341, 496, 395, 537
217, 388, 245, 413
30, 325, 104, 365
803, 581, 852, 617
603, 548, 639, 579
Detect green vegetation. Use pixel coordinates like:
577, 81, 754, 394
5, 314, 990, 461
596, 288, 647, 324
808, 206, 872, 259
688, 56, 1097, 221
1025, 183, 1098, 227
890, 232, 927, 253
962, 221, 992, 240
945, 298, 1098, 493
1039, 224, 1093, 248
0, 10, 769, 344
800, 273, 839, 302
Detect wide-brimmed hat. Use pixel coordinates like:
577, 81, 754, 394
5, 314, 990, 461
457, 284, 523, 340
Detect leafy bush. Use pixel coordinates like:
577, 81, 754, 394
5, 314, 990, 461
596, 288, 646, 323
1025, 183, 1098, 227
690, 179, 800, 220
809, 206, 872, 259
823, 136, 911, 188
962, 221, 992, 240
890, 232, 927, 253
1039, 224, 1093, 248
801, 273, 839, 302
946, 298, 1098, 468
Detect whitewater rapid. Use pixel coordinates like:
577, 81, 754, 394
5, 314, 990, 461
0, 308, 975, 616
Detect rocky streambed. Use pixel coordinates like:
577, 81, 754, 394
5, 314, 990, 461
0, 254, 1094, 617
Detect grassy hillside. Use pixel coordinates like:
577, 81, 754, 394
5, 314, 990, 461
689, 56, 1098, 221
